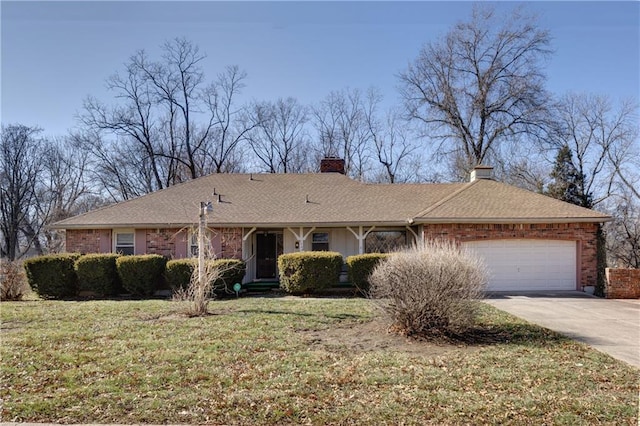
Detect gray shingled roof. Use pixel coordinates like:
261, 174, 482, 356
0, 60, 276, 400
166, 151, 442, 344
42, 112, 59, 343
52, 173, 610, 229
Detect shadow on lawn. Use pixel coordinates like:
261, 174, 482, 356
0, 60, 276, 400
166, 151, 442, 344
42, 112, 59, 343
438, 322, 569, 346
236, 308, 366, 321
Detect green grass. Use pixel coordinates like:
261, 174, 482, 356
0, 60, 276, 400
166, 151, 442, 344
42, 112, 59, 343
1, 297, 638, 425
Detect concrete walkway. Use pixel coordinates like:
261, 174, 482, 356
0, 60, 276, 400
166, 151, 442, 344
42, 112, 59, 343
486, 291, 640, 368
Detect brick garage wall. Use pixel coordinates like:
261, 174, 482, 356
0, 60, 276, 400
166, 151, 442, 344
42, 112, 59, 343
66, 229, 107, 254
605, 268, 640, 299
422, 222, 599, 288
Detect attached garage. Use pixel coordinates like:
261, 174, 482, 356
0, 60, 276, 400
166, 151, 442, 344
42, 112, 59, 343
464, 239, 577, 292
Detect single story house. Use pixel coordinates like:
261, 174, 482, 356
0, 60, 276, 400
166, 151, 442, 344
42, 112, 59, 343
52, 159, 610, 292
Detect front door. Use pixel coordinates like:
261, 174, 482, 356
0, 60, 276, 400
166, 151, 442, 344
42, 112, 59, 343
256, 233, 282, 279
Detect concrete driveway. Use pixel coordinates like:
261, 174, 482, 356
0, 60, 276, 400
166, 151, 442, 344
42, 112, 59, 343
486, 291, 640, 368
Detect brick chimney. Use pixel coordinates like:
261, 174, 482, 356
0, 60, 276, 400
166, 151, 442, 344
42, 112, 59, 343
320, 157, 345, 174
470, 165, 493, 182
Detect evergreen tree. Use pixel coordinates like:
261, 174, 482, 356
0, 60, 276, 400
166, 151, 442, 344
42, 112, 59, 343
547, 145, 593, 208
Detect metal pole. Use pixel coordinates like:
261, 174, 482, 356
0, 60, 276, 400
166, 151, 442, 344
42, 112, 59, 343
198, 202, 206, 292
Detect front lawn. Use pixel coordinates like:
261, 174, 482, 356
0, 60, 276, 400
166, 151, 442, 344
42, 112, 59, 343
1, 297, 637, 424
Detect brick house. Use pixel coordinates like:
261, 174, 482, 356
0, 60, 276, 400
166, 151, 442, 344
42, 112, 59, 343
52, 161, 610, 291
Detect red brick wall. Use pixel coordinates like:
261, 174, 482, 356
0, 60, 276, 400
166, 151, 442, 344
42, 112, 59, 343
145, 228, 183, 258
66, 229, 110, 254
210, 228, 243, 259
66, 227, 244, 259
605, 268, 640, 299
422, 222, 599, 288
220, 228, 242, 259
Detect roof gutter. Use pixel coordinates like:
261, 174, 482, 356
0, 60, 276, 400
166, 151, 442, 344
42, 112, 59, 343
51, 215, 612, 231
414, 216, 613, 224
52, 220, 418, 230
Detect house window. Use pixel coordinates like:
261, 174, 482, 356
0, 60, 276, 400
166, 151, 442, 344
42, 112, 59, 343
114, 231, 134, 255
365, 231, 406, 253
312, 232, 329, 251
190, 230, 213, 257
190, 232, 199, 257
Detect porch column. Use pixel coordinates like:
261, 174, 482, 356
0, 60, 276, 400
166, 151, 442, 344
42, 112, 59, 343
286, 227, 316, 251
346, 225, 376, 254
405, 225, 419, 244
242, 227, 257, 242
241, 227, 257, 261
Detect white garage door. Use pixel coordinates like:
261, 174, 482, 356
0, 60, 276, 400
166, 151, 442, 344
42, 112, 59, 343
464, 239, 577, 291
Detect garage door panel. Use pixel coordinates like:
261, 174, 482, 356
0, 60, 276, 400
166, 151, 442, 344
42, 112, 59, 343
464, 239, 577, 291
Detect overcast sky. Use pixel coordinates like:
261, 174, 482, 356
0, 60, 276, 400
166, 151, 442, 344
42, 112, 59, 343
2, 1, 639, 137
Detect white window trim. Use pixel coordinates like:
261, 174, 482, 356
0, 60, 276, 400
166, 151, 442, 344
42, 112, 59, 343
113, 228, 135, 255
311, 231, 331, 251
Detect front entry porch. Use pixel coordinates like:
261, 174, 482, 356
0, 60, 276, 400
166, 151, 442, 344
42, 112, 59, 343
241, 225, 417, 283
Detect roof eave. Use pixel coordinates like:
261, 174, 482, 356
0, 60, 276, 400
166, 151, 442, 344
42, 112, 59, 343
49, 223, 194, 230
415, 216, 612, 224
52, 220, 416, 230
51, 216, 613, 230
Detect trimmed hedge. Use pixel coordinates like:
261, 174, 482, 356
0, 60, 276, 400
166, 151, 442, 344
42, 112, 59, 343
278, 251, 343, 294
165, 258, 246, 295
75, 254, 121, 297
23, 253, 81, 299
346, 253, 389, 294
212, 259, 246, 294
165, 259, 197, 290
116, 255, 167, 296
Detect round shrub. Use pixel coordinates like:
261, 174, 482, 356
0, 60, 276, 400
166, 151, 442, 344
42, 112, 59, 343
165, 259, 197, 290
211, 259, 246, 295
75, 253, 121, 297
116, 254, 167, 296
369, 241, 487, 336
278, 251, 343, 294
346, 253, 389, 294
23, 253, 81, 299
165, 258, 246, 296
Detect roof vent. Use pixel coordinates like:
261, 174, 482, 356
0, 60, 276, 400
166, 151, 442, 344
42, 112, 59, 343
320, 157, 345, 174
470, 165, 493, 182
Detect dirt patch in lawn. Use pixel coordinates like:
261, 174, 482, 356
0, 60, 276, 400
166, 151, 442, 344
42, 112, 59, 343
300, 318, 478, 357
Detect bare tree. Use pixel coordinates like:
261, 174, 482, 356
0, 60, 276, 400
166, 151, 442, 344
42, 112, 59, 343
204, 65, 258, 173
0, 125, 42, 260
1, 127, 100, 258
399, 5, 552, 178
550, 93, 638, 207
548, 93, 638, 269
80, 39, 253, 200
81, 54, 168, 192
605, 188, 640, 268
365, 97, 418, 183
312, 88, 375, 179
73, 130, 154, 201
35, 137, 99, 253
246, 97, 311, 173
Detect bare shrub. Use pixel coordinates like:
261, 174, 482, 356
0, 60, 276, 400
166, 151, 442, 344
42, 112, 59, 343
172, 228, 241, 316
369, 241, 488, 336
173, 259, 223, 316
1, 259, 29, 301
